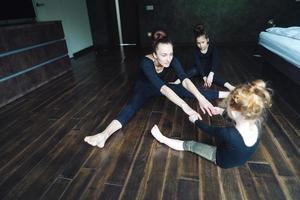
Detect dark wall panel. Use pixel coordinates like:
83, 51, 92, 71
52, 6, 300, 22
0, 21, 71, 108
138, 0, 300, 45
0, 41, 67, 78
0, 21, 64, 53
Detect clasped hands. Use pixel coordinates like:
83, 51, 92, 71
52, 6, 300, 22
184, 97, 224, 123
202, 72, 214, 88
188, 106, 224, 123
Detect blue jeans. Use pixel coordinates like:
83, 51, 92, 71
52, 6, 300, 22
187, 66, 226, 86
116, 80, 219, 126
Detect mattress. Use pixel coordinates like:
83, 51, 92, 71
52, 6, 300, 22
258, 31, 300, 69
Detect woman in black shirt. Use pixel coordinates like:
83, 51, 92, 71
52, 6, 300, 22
84, 30, 229, 148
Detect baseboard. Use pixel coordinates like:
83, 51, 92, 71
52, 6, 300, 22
73, 45, 95, 58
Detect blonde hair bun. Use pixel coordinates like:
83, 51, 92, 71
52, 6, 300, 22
251, 79, 266, 88
227, 79, 272, 120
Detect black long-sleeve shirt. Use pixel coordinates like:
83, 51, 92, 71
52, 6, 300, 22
139, 57, 187, 90
195, 120, 259, 168
194, 45, 219, 77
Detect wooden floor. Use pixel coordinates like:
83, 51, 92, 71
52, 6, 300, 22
0, 46, 299, 200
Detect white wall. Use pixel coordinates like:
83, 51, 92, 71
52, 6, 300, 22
33, 0, 93, 57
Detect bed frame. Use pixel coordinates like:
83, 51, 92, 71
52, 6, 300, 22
259, 45, 300, 112
259, 46, 300, 86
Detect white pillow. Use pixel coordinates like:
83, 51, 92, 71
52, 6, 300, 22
266, 26, 300, 40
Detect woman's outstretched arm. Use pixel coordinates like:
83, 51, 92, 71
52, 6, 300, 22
160, 85, 202, 119
182, 78, 217, 116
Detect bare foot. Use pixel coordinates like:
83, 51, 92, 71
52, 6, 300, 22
151, 125, 165, 143
84, 133, 108, 148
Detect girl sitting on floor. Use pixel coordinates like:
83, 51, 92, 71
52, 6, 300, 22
171, 23, 235, 91
151, 80, 272, 168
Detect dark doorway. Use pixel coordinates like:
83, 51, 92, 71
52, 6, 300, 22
86, 0, 140, 48
117, 0, 139, 45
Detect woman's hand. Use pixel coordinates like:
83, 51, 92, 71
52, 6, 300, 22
182, 103, 202, 120
189, 113, 200, 123
198, 97, 219, 116
189, 107, 224, 123
214, 106, 225, 115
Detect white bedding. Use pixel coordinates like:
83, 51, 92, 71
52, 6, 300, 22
258, 31, 300, 69
266, 26, 300, 40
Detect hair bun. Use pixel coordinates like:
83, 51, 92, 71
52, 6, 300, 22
251, 79, 266, 89
152, 30, 167, 42
194, 24, 205, 34
228, 79, 272, 120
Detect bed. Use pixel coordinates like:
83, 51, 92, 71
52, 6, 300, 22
258, 26, 300, 86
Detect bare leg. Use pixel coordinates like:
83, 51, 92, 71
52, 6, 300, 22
84, 119, 122, 148
224, 82, 235, 91
151, 125, 184, 151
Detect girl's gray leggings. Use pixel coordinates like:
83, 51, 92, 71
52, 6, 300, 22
183, 141, 217, 164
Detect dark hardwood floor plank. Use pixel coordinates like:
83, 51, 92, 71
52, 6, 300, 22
266, 112, 299, 156
219, 168, 244, 200
98, 184, 123, 200
277, 97, 300, 131
270, 114, 300, 155
177, 178, 200, 200
117, 112, 162, 200
248, 162, 287, 200
161, 151, 180, 200
0, 118, 79, 190
2, 129, 81, 200
264, 113, 300, 174
238, 165, 260, 200
279, 176, 300, 200
59, 168, 96, 200
40, 177, 71, 200
200, 160, 222, 200
260, 125, 294, 176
